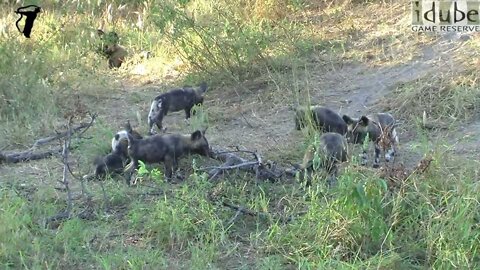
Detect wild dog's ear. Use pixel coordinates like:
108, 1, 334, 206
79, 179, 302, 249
97, 29, 105, 36
359, 116, 369, 126
125, 120, 133, 133
342, 115, 355, 125
198, 82, 208, 94
115, 134, 120, 140
191, 130, 203, 141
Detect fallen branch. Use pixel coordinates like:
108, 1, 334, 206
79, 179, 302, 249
0, 113, 96, 164
222, 201, 270, 219
221, 200, 305, 224
204, 146, 290, 182
32, 115, 96, 148
0, 148, 62, 163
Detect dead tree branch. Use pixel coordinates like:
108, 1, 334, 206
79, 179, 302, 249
45, 120, 74, 226
204, 146, 288, 182
0, 149, 62, 163
0, 114, 96, 164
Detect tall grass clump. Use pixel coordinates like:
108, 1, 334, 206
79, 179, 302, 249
147, 0, 317, 81
377, 69, 480, 127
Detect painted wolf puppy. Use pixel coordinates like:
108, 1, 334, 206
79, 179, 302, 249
111, 121, 143, 154
147, 82, 208, 134
94, 139, 129, 179
97, 29, 128, 68
342, 113, 399, 168
297, 132, 348, 187
126, 129, 210, 185
294, 105, 347, 135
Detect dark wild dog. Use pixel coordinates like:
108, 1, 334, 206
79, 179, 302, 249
94, 139, 129, 178
94, 121, 143, 179
294, 105, 347, 135
147, 82, 208, 134
296, 132, 348, 187
125, 129, 210, 185
342, 113, 399, 168
97, 29, 127, 68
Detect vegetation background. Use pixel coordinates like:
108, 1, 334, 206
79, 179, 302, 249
0, 0, 479, 269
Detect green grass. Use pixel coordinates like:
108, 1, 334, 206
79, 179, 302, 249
1, 0, 480, 269
3, 148, 479, 268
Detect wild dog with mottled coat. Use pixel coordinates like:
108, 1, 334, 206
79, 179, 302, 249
94, 121, 143, 179
294, 105, 347, 135
111, 121, 143, 154
97, 29, 127, 68
342, 113, 399, 168
296, 132, 348, 187
147, 82, 208, 134
94, 139, 129, 178
125, 129, 210, 185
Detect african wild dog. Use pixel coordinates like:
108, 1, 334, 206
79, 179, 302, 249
125, 129, 210, 185
94, 139, 129, 178
296, 132, 348, 187
94, 121, 143, 179
342, 113, 399, 168
111, 121, 143, 154
97, 29, 127, 68
294, 105, 347, 135
147, 82, 208, 134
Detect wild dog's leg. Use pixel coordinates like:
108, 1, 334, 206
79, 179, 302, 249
148, 119, 156, 135
148, 112, 161, 135
152, 112, 166, 134
385, 128, 398, 162
360, 149, 368, 166
163, 156, 174, 180
373, 144, 381, 168
184, 106, 192, 119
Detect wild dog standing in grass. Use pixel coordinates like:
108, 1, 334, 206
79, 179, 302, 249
294, 105, 347, 135
94, 139, 129, 178
296, 132, 348, 187
125, 129, 210, 185
94, 121, 143, 179
342, 113, 399, 168
147, 82, 208, 135
97, 29, 127, 68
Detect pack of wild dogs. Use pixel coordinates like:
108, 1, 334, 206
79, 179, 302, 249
91, 80, 399, 186
93, 29, 399, 186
